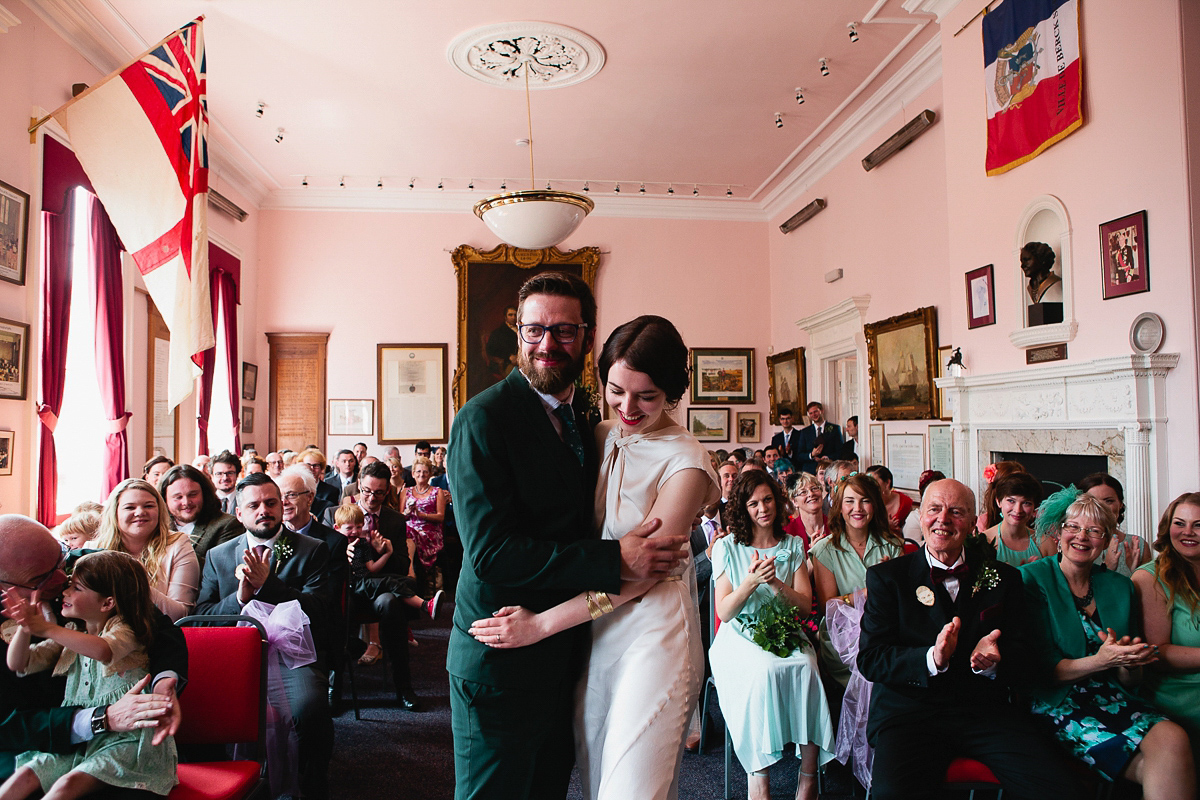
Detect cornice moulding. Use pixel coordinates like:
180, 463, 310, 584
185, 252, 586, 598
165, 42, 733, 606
901, 0, 964, 22
795, 295, 871, 333
0, 4, 21, 32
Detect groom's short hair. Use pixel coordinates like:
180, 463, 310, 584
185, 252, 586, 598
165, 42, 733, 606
517, 271, 597, 329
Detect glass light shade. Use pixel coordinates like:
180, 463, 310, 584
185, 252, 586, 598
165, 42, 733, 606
473, 189, 594, 249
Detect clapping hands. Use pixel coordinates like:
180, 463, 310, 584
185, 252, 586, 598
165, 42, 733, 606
743, 551, 777, 589
235, 547, 271, 604
1, 588, 54, 636
1096, 627, 1158, 670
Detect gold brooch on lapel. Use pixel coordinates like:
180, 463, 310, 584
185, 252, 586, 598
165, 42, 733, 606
916, 586, 935, 606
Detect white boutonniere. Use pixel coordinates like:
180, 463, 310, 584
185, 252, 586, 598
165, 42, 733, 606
273, 534, 295, 573
972, 562, 1001, 597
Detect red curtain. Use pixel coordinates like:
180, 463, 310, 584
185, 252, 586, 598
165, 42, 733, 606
195, 245, 241, 455
36, 205, 74, 526
86, 194, 131, 496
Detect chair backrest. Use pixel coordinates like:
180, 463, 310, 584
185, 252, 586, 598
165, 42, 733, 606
175, 616, 267, 748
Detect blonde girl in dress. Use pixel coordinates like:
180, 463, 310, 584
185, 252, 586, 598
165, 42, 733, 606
0, 551, 176, 800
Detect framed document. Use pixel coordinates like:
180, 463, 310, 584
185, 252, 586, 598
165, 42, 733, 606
928, 424, 953, 478
378, 344, 448, 444
886, 433, 926, 492
869, 422, 885, 468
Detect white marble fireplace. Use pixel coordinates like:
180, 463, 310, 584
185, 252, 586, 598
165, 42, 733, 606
936, 354, 1179, 542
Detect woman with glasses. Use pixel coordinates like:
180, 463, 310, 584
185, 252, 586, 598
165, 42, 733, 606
1022, 489, 1195, 797
785, 473, 826, 550
93, 479, 199, 622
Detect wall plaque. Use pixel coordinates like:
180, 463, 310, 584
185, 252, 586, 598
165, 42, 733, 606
267, 333, 328, 453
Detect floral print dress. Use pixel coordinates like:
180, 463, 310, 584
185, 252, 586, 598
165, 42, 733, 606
1029, 610, 1165, 780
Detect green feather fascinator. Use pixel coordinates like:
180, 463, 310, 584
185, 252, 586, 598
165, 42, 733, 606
1035, 484, 1081, 541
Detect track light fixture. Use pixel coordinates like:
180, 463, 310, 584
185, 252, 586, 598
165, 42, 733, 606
796, 88, 805, 105
819, 58, 830, 77
726, 187, 733, 197
409, 179, 415, 190
693, 185, 699, 197
640, 184, 646, 195
339, 176, 345, 188
275, 128, 284, 143
377, 178, 383, 189
468, 179, 474, 189
500, 180, 507, 190
848, 23, 859, 42
256, 102, 265, 118
437, 180, 444, 190
668, 185, 674, 195
546, 181, 552, 190
614, 183, 620, 193
583, 182, 590, 193
301, 176, 307, 187
775, 112, 784, 129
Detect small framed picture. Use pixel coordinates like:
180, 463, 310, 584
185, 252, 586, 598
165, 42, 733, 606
329, 398, 375, 437
687, 407, 731, 442
0, 430, 13, 475
690, 348, 755, 405
241, 406, 254, 434
0, 179, 29, 286
869, 422, 885, 468
736, 411, 761, 443
1100, 211, 1149, 299
965, 264, 996, 328
241, 362, 258, 401
0, 318, 29, 400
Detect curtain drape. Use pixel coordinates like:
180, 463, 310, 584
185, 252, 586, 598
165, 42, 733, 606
195, 244, 241, 456
86, 194, 131, 496
36, 205, 74, 526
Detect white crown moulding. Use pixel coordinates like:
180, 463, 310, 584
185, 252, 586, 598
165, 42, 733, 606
0, 4, 22, 33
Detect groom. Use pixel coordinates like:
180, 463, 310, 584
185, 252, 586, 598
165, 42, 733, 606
447, 271, 690, 800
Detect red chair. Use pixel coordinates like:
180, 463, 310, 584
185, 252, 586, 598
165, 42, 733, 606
944, 757, 1003, 798
172, 615, 269, 800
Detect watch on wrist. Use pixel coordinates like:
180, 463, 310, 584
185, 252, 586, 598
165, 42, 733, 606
90, 704, 110, 735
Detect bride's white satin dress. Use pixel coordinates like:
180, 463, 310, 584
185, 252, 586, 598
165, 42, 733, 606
574, 423, 719, 800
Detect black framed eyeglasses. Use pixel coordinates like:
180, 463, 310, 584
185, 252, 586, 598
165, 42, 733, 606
517, 323, 589, 345
0, 548, 67, 593
359, 488, 389, 499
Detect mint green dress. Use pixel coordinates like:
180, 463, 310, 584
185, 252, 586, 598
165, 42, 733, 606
993, 532, 1043, 567
1136, 563, 1200, 751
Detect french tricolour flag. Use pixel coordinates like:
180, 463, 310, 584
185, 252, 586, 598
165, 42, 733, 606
983, 0, 1083, 176
51, 17, 214, 410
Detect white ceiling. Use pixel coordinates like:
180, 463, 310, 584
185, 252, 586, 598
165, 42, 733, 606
24, 0, 956, 219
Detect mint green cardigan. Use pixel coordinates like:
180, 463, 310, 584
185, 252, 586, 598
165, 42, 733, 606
1019, 556, 1138, 706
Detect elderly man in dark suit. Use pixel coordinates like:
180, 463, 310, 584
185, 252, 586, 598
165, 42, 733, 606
196, 473, 333, 800
159, 464, 244, 572
446, 271, 688, 800
858, 479, 1080, 800
0, 515, 186, 786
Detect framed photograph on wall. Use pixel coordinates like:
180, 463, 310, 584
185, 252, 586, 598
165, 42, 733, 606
0, 179, 29, 286
0, 430, 13, 476
378, 343, 448, 444
864, 306, 938, 420
241, 362, 258, 401
328, 399, 374, 436
766, 347, 805, 424
241, 406, 254, 435
1100, 211, 1149, 299
687, 408, 730, 442
0, 318, 29, 400
965, 264, 996, 328
690, 348, 755, 405
736, 411, 761, 443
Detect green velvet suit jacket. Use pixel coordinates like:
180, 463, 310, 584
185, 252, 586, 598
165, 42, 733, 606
446, 369, 621, 690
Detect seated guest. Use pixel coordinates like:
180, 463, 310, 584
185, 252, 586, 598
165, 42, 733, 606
265, 452, 285, 478
209, 450, 241, 514
243, 456, 267, 475
865, 465, 914, 535
770, 457, 795, 487
858, 479, 1082, 800
811, 474, 904, 687
821, 460, 856, 516
400, 456, 447, 597
977, 460, 1028, 532
784, 472, 826, 549
159, 464, 243, 572
335, 505, 440, 620
0, 515, 185, 782
325, 449, 358, 497
1134, 492, 1200, 762
985, 471, 1052, 566
191, 454, 210, 474
711, 470, 835, 800
901, 470, 945, 544
1023, 489, 1194, 797
1078, 473, 1151, 576
94, 478, 199, 622
195, 473, 334, 799
53, 509, 100, 550
299, 449, 340, 520
141, 455, 174, 488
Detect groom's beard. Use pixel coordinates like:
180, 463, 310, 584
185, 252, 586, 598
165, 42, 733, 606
518, 347, 586, 396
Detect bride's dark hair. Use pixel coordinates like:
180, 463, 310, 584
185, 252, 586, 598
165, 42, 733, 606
598, 316, 689, 407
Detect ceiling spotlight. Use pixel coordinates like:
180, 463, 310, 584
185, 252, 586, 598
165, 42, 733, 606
668, 185, 674, 195
546, 181, 552, 190
726, 187, 733, 197
275, 128, 285, 143
693, 185, 699, 197
848, 23, 859, 42
437, 180, 444, 190
775, 112, 784, 129
583, 181, 590, 193
301, 176, 307, 187
639, 184, 646, 195
500, 180, 507, 190
408, 178, 415, 190
255, 102, 265, 118
468, 179, 474, 190
614, 183, 620, 193
377, 178, 383, 189
819, 58, 830, 77
795, 88, 805, 105
339, 176, 345, 188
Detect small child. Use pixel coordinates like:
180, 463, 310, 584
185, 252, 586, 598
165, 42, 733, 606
53, 510, 102, 551
333, 504, 442, 619
0, 551, 177, 800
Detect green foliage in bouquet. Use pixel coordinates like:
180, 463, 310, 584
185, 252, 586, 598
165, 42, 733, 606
737, 593, 808, 658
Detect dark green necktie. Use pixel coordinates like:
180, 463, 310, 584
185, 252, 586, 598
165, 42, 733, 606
554, 404, 585, 466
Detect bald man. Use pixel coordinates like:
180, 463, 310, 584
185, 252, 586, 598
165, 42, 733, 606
0, 515, 187, 785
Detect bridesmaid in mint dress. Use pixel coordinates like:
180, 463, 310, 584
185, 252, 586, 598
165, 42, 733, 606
710, 469, 834, 800
1134, 492, 1200, 762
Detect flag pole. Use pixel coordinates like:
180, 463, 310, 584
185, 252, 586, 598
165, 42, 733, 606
27, 15, 204, 135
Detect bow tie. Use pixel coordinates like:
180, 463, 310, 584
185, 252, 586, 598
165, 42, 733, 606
931, 564, 969, 585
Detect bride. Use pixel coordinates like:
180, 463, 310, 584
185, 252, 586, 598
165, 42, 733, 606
469, 315, 719, 800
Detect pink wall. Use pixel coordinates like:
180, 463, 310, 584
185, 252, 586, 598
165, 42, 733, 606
255, 209, 771, 456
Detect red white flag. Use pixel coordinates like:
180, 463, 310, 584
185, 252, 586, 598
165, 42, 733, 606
50, 17, 213, 409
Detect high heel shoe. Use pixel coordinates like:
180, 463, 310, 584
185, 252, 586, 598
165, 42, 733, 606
358, 643, 382, 665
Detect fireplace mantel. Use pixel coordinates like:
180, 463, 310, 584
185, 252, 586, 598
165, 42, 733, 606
936, 354, 1179, 542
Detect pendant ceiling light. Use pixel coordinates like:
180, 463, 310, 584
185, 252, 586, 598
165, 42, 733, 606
451, 23, 603, 250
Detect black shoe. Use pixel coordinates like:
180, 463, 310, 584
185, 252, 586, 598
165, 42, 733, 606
396, 690, 422, 711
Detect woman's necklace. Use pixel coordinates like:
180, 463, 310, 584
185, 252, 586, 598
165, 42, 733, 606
413, 484, 432, 496
1071, 579, 1094, 609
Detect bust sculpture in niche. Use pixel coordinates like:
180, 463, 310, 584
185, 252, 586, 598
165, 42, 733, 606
1020, 242, 1062, 303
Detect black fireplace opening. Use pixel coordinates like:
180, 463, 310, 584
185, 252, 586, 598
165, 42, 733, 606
994, 452, 1109, 496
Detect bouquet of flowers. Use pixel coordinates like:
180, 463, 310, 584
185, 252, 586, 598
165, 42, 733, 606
738, 593, 808, 658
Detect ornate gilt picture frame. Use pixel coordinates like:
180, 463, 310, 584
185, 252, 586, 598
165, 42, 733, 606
451, 244, 601, 410
863, 306, 938, 420
766, 347, 805, 425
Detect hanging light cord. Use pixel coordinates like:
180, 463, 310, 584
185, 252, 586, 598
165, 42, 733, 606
525, 69, 536, 190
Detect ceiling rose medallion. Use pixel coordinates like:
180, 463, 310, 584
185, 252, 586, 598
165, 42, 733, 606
449, 23, 604, 249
